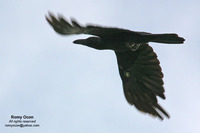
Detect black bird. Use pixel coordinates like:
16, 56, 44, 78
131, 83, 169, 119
45, 12, 185, 120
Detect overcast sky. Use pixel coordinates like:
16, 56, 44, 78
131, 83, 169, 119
1, 0, 200, 133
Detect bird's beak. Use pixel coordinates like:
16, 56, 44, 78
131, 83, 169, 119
73, 39, 86, 44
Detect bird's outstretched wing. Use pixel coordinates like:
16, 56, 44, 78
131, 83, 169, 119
115, 43, 170, 120
45, 12, 133, 38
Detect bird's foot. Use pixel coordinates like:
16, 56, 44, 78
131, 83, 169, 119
128, 43, 141, 51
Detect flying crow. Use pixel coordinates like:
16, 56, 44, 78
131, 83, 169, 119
46, 12, 185, 120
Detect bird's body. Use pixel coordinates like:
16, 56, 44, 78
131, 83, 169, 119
46, 13, 185, 120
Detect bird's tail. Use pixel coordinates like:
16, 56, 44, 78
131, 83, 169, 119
145, 34, 185, 44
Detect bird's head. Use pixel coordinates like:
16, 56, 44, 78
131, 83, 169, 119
73, 37, 106, 50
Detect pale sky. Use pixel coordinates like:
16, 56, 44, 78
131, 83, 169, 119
1, 0, 200, 133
